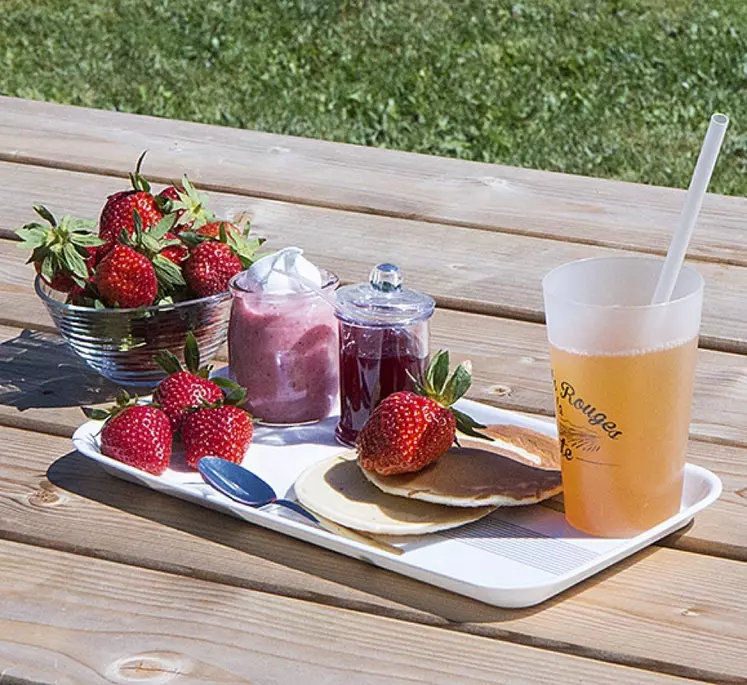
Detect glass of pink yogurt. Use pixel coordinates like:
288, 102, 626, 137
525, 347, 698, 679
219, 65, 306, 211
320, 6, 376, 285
228, 269, 339, 425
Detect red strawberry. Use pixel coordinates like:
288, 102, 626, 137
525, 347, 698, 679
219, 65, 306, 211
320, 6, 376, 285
357, 392, 455, 476
96, 212, 187, 307
16, 205, 103, 293
156, 185, 185, 231
180, 218, 265, 298
160, 232, 188, 265
357, 351, 489, 476
99, 152, 163, 251
99, 192, 163, 250
95, 244, 158, 307
155, 371, 223, 432
195, 221, 241, 240
152, 331, 243, 432
89, 394, 172, 475
181, 404, 254, 469
183, 241, 242, 297
158, 185, 181, 203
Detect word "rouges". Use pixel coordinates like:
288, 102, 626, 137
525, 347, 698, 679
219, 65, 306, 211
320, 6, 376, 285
557, 381, 623, 440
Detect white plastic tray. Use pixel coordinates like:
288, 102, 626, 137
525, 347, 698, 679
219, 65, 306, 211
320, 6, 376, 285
72, 400, 722, 608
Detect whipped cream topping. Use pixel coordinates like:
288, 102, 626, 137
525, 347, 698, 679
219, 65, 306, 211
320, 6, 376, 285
236, 247, 323, 295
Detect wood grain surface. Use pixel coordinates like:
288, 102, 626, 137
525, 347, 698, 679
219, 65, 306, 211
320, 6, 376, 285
1, 96, 746, 267
0, 426, 744, 683
2, 162, 747, 353
2, 538, 715, 685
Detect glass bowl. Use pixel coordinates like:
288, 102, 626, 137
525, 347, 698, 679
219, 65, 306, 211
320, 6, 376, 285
35, 276, 231, 387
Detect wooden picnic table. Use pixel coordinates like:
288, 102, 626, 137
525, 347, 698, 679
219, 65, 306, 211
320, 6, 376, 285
0, 95, 745, 684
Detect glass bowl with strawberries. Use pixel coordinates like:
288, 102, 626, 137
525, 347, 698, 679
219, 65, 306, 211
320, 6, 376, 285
25, 154, 264, 387
36, 276, 233, 386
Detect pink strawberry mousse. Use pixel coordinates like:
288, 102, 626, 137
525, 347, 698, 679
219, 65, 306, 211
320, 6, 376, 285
228, 249, 339, 424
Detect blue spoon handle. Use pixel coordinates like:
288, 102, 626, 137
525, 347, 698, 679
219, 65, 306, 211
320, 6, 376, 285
274, 498, 318, 523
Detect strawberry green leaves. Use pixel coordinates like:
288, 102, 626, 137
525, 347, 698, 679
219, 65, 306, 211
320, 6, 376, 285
153, 330, 206, 377
124, 210, 186, 298
211, 375, 248, 405
167, 175, 216, 231
450, 407, 491, 440
146, 213, 179, 241
422, 348, 449, 397
180, 219, 265, 269
153, 330, 245, 402
183, 330, 201, 375
83, 389, 139, 423
153, 254, 187, 292
153, 349, 184, 376
223, 221, 266, 268
32, 204, 58, 227
15, 205, 103, 290
413, 349, 492, 441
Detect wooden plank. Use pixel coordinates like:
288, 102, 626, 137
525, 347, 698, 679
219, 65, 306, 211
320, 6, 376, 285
1, 96, 746, 268
2, 164, 747, 354
1, 540, 710, 685
0, 426, 744, 683
2, 299, 746, 449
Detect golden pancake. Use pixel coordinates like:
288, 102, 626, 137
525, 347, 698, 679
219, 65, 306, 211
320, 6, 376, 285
295, 453, 495, 535
362, 424, 562, 507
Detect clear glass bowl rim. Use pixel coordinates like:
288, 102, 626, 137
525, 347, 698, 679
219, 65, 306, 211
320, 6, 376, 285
35, 275, 231, 314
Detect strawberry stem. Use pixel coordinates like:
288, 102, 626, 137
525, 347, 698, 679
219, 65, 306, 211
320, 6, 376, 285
129, 150, 152, 193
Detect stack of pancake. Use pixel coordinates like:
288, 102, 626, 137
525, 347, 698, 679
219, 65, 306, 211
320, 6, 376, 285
295, 425, 563, 535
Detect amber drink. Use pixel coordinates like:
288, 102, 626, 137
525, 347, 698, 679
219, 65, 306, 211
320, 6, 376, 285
543, 257, 704, 537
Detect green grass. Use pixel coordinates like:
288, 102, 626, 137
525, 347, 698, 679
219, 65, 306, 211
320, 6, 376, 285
2, 0, 746, 195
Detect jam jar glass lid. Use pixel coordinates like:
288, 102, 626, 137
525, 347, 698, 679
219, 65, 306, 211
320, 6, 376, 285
335, 263, 435, 327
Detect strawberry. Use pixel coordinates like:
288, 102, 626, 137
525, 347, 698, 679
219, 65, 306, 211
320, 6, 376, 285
99, 152, 163, 251
157, 175, 215, 233
95, 211, 187, 308
95, 243, 158, 307
153, 331, 244, 432
154, 372, 223, 432
160, 232, 189, 265
195, 221, 241, 240
158, 185, 181, 203
181, 404, 254, 469
357, 351, 490, 476
16, 205, 103, 293
183, 241, 243, 297
87, 393, 172, 475
181, 220, 264, 297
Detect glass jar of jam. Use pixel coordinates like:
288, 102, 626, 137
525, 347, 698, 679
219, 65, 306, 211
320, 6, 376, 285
334, 263, 435, 445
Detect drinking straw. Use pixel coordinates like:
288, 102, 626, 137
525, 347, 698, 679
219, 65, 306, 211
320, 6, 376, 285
651, 113, 729, 305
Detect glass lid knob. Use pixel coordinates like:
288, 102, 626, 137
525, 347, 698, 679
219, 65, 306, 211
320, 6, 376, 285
369, 263, 402, 293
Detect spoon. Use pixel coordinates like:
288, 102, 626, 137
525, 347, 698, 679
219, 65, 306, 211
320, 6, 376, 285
197, 457, 403, 556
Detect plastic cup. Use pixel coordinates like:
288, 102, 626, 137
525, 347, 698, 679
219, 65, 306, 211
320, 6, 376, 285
542, 256, 704, 537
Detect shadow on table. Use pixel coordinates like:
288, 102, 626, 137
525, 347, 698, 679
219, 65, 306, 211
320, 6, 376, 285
47, 448, 663, 625
0, 329, 120, 410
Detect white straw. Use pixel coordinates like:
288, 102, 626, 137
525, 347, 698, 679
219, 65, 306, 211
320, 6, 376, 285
651, 113, 729, 304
